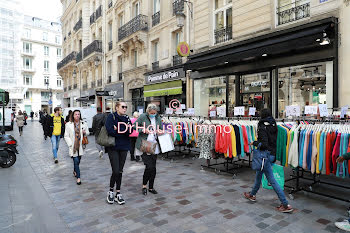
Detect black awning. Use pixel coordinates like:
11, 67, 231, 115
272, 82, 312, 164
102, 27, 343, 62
185, 18, 336, 72
76, 95, 95, 102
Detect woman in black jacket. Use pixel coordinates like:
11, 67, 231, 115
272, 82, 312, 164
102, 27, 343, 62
244, 108, 293, 213
105, 101, 132, 205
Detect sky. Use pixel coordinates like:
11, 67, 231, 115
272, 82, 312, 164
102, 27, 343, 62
20, 0, 62, 22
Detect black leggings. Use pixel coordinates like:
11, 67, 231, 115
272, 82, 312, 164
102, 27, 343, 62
18, 126, 23, 133
108, 150, 127, 190
142, 154, 157, 189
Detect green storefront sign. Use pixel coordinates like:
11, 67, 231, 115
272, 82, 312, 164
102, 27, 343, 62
144, 80, 182, 97
0, 88, 9, 106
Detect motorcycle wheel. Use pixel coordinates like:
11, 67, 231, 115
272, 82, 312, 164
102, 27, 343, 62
0, 152, 16, 168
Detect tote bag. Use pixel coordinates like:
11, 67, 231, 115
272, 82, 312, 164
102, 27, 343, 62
96, 114, 115, 147
158, 133, 175, 153
262, 164, 285, 190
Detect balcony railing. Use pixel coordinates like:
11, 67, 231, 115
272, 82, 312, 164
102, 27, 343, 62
83, 40, 102, 58
277, 1, 310, 25
108, 41, 113, 51
214, 25, 232, 44
118, 14, 148, 41
108, 75, 112, 83
91, 81, 96, 88
68, 31, 71, 37
83, 84, 87, 90
74, 18, 82, 32
57, 51, 77, 70
97, 79, 102, 86
90, 12, 95, 25
108, 1, 113, 8
118, 73, 123, 81
73, 84, 77, 89
76, 51, 83, 63
173, 0, 184, 15
173, 55, 182, 66
152, 61, 159, 70
152, 11, 160, 27
96, 5, 102, 20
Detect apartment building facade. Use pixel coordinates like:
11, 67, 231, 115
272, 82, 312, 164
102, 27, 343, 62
20, 16, 63, 114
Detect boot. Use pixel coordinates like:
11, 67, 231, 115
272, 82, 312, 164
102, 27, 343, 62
130, 154, 135, 161
135, 156, 140, 162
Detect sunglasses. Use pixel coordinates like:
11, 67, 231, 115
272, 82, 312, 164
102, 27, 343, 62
121, 106, 127, 109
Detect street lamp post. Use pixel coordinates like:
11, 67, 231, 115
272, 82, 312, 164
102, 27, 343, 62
45, 81, 52, 114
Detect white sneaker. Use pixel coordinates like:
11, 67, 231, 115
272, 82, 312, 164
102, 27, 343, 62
107, 191, 114, 204
115, 193, 125, 205
335, 220, 350, 232
99, 151, 104, 158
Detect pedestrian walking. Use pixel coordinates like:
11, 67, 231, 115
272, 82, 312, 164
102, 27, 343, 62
105, 101, 133, 205
92, 107, 108, 158
134, 104, 164, 196
40, 110, 48, 140
44, 107, 65, 163
30, 111, 34, 121
16, 110, 24, 136
64, 110, 89, 185
23, 111, 28, 125
244, 108, 293, 213
65, 110, 72, 124
129, 111, 140, 162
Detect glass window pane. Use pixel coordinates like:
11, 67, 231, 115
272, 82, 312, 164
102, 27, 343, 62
215, 11, 224, 29
226, 8, 232, 26
215, 0, 224, 9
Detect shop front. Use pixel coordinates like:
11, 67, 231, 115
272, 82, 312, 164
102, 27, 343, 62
77, 89, 96, 107
144, 67, 186, 114
103, 82, 124, 111
186, 17, 338, 118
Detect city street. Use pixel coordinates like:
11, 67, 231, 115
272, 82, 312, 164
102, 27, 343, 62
0, 121, 348, 233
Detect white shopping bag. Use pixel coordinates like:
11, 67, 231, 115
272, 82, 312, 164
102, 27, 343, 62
158, 133, 175, 153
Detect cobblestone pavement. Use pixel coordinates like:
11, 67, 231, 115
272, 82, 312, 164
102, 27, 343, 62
1, 121, 349, 233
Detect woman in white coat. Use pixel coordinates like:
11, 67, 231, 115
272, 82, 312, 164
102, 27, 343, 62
64, 110, 89, 185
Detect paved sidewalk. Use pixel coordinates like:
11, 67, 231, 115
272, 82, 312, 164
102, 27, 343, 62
0, 121, 348, 233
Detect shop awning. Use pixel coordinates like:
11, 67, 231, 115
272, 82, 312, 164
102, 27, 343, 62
76, 96, 95, 102
144, 80, 182, 97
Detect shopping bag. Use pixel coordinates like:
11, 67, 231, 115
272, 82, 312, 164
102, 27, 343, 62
262, 164, 285, 190
157, 133, 175, 153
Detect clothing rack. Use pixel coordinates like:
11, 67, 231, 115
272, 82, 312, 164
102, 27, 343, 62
161, 144, 200, 160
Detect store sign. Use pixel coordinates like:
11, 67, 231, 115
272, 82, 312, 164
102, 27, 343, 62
234, 106, 245, 116
177, 42, 190, 57
145, 68, 185, 84
103, 83, 124, 98
251, 81, 267, 87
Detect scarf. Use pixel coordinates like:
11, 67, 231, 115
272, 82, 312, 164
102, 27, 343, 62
73, 121, 81, 154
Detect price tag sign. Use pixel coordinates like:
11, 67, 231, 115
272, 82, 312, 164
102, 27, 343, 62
249, 107, 256, 116
217, 107, 226, 117
210, 111, 216, 117
187, 108, 195, 116
175, 108, 183, 115
285, 106, 300, 117
304, 106, 317, 115
165, 108, 173, 115
181, 104, 186, 109
341, 106, 348, 118
234, 106, 245, 116
138, 109, 144, 114
319, 104, 329, 117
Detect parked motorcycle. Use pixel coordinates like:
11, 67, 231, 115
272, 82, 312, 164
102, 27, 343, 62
0, 134, 18, 168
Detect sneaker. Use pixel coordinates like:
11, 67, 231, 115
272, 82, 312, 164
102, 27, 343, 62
107, 191, 114, 204
335, 220, 350, 232
148, 189, 158, 194
54, 159, 58, 164
99, 151, 104, 159
115, 193, 125, 205
276, 204, 294, 213
243, 192, 256, 202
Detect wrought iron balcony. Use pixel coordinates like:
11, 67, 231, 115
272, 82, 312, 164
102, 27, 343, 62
152, 11, 160, 27
96, 5, 102, 20
74, 18, 82, 32
97, 79, 102, 86
173, 55, 182, 66
108, 1, 113, 8
57, 51, 77, 70
108, 75, 112, 83
83, 40, 102, 58
73, 84, 77, 89
76, 51, 83, 63
118, 73, 123, 81
152, 61, 159, 70
82, 84, 87, 90
214, 25, 232, 44
68, 31, 71, 37
108, 41, 113, 51
173, 0, 184, 15
118, 14, 148, 41
90, 12, 95, 25
91, 81, 96, 88
277, 1, 310, 25
68, 85, 72, 90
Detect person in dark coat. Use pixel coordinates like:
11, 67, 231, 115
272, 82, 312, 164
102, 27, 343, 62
65, 110, 72, 124
92, 107, 108, 158
104, 101, 133, 205
244, 108, 293, 213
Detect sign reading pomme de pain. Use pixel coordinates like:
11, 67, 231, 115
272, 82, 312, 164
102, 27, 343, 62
145, 68, 185, 85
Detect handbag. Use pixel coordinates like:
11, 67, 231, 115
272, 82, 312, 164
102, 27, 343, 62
262, 164, 285, 190
139, 115, 158, 155
96, 114, 116, 147
251, 143, 274, 171
82, 135, 89, 145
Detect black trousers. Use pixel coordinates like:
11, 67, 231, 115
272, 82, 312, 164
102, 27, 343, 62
142, 154, 157, 189
18, 126, 23, 133
108, 150, 128, 190
130, 137, 137, 159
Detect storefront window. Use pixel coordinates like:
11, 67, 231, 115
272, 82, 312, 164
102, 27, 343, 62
194, 76, 228, 117
278, 61, 333, 118
240, 72, 271, 116
132, 88, 144, 113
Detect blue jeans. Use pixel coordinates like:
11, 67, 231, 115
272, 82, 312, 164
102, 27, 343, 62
73, 156, 81, 178
51, 135, 61, 159
251, 162, 288, 206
